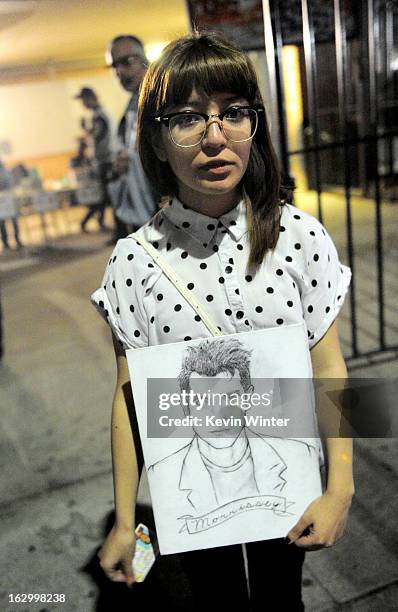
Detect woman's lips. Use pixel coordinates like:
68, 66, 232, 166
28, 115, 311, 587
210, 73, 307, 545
199, 161, 234, 176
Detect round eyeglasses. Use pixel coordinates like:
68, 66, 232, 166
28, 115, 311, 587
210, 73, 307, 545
109, 54, 145, 69
154, 106, 263, 148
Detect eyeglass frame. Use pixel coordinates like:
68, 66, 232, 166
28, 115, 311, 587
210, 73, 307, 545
108, 54, 146, 69
154, 106, 264, 148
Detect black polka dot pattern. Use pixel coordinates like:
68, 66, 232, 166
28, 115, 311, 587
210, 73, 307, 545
93, 200, 349, 352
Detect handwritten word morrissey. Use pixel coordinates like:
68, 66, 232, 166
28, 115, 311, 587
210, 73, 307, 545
179, 495, 294, 534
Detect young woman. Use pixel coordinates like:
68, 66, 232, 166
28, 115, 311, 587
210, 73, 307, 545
92, 31, 354, 611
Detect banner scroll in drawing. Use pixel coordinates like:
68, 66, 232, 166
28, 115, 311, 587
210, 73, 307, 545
126, 322, 323, 555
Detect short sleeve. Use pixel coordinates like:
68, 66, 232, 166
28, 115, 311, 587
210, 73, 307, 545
91, 239, 149, 349
299, 219, 351, 348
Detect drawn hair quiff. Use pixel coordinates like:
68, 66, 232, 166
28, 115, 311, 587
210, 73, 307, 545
137, 30, 289, 268
178, 338, 253, 392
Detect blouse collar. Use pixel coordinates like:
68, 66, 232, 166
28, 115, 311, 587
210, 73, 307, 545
162, 197, 247, 244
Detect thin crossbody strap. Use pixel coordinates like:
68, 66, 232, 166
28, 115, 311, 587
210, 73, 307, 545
130, 232, 222, 337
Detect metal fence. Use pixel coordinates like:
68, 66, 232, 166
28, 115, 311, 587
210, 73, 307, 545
262, 0, 398, 367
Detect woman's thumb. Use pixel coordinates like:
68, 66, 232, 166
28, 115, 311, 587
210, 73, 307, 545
123, 558, 136, 587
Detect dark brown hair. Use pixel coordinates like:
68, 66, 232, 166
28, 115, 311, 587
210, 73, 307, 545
137, 31, 286, 268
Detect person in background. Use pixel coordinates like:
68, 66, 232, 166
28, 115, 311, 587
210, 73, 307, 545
75, 87, 113, 233
0, 158, 23, 251
106, 34, 157, 244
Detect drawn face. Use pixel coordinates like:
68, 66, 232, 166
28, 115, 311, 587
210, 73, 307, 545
155, 89, 253, 211
188, 370, 248, 448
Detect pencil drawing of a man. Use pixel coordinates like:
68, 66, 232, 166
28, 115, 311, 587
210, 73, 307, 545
148, 338, 317, 521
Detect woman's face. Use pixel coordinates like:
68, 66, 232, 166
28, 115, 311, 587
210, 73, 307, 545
155, 89, 253, 213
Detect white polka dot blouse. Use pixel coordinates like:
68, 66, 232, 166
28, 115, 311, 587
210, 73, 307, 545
91, 199, 351, 351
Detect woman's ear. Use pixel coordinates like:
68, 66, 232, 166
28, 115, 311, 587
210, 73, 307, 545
151, 132, 168, 162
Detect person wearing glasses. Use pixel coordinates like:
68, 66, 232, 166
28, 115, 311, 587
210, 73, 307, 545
92, 32, 353, 610
106, 35, 157, 244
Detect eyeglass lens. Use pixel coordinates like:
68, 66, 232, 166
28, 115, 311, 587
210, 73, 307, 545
169, 109, 258, 147
111, 55, 140, 69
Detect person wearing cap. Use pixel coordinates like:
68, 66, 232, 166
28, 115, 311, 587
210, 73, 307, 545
75, 87, 114, 233
105, 35, 157, 244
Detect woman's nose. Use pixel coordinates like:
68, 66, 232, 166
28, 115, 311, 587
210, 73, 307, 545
202, 119, 227, 148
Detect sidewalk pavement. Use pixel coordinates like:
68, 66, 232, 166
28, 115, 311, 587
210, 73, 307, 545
0, 215, 397, 611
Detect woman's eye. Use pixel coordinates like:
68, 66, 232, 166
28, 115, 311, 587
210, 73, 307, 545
176, 114, 201, 127
224, 108, 247, 122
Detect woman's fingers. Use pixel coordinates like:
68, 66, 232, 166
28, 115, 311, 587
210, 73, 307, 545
122, 558, 136, 587
286, 514, 312, 544
105, 567, 130, 582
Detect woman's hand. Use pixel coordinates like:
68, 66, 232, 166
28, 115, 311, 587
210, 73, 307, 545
98, 524, 136, 587
286, 490, 353, 550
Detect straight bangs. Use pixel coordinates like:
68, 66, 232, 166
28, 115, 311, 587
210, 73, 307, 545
151, 37, 260, 115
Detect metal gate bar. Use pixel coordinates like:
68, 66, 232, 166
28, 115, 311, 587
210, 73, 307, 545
334, 0, 358, 356
301, 0, 324, 223
367, 0, 386, 351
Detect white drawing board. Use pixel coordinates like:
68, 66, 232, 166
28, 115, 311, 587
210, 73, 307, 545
127, 322, 322, 554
